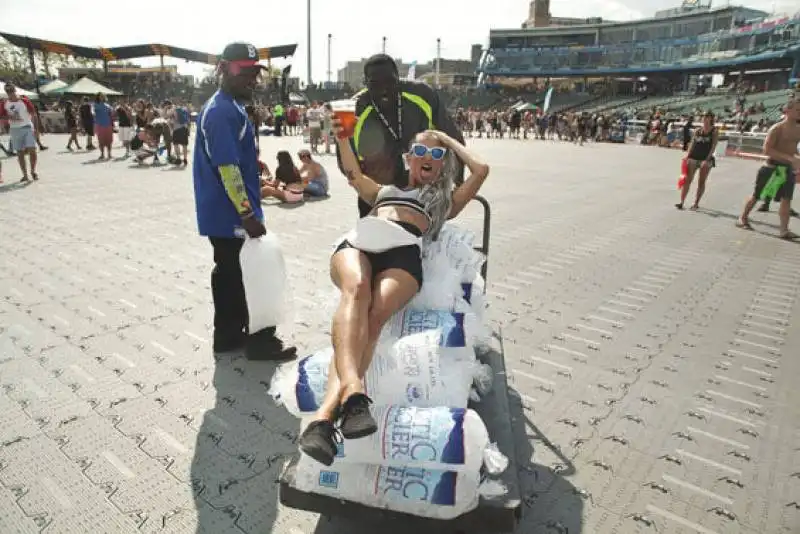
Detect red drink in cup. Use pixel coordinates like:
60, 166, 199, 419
330, 99, 357, 139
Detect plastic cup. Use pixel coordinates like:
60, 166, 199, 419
330, 99, 357, 139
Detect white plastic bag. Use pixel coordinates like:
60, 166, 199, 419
294, 457, 481, 520
240, 234, 287, 334
269, 333, 478, 417
301, 406, 489, 473
409, 251, 464, 311
365, 331, 475, 408
269, 347, 335, 416
381, 309, 481, 362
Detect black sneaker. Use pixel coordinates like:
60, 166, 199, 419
299, 420, 342, 466
338, 393, 377, 439
244, 328, 297, 361
757, 203, 770, 212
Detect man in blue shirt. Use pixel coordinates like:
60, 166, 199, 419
193, 42, 296, 360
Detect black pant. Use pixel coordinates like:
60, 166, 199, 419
210, 237, 248, 343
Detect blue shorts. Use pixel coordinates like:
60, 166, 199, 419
9, 126, 36, 152
305, 180, 328, 197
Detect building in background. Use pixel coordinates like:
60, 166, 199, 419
337, 56, 480, 89
337, 58, 427, 88
522, 0, 616, 29
478, 2, 799, 90
58, 65, 192, 85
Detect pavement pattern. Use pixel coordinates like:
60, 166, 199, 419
0, 135, 798, 534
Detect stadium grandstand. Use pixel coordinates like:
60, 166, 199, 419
477, 1, 800, 92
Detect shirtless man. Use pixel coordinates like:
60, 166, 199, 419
737, 88, 800, 240
297, 149, 329, 197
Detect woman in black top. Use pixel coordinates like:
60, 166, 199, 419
677, 111, 718, 210
116, 103, 133, 156
274, 150, 301, 184
63, 101, 81, 151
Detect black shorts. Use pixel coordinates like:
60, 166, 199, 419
754, 165, 795, 201
688, 156, 716, 169
172, 127, 189, 145
84, 124, 94, 136
334, 221, 423, 288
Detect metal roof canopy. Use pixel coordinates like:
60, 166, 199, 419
0, 32, 297, 64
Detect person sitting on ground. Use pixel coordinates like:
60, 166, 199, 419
297, 149, 329, 197
131, 125, 159, 164
148, 118, 172, 165
297, 121, 490, 466
256, 149, 272, 181
261, 150, 305, 203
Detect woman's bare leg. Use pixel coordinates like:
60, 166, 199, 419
311, 357, 341, 422
330, 249, 372, 401
692, 164, 711, 209
260, 184, 287, 201
678, 160, 697, 208
359, 269, 420, 377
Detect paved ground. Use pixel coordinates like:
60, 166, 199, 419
0, 134, 798, 534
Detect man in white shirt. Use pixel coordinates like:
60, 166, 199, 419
306, 101, 323, 154
0, 83, 39, 182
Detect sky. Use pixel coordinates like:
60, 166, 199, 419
0, 0, 796, 83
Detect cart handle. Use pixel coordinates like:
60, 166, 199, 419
471, 195, 491, 285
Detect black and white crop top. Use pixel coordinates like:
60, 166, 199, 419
371, 185, 434, 228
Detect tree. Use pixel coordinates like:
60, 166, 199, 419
0, 39, 102, 84
0, 41, 32, 81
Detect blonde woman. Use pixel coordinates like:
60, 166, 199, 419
298, 120, 490, 466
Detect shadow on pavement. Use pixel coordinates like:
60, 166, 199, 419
190, 351, 294, 534
508, 389, 584, 534
0, 180, 33, 194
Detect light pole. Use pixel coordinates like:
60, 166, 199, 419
327, 33, 332, 84
306, 0, 312, 86
382, 36, 387, 54
435, 38, 441, 89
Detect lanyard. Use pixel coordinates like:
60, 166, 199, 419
370, 92, 403, 142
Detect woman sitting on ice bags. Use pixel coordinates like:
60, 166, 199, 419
298, 119, 490, 465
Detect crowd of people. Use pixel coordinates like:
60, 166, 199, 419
2, 43, 797, 478
453, 107, 625, 144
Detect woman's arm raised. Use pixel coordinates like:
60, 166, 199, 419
334, 121, 381, 205
430, 131, 490, 219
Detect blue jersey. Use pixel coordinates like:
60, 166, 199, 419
93, 103, 113, 127
192, 90, 263, 238
176, 107, 190, 127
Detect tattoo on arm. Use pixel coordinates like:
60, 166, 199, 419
219, 165, 252, 216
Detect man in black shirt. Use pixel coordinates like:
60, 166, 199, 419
337, 54, 464, 217
79, 97, 95, 150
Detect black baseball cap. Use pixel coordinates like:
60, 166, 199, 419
220, 42, 267, 70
